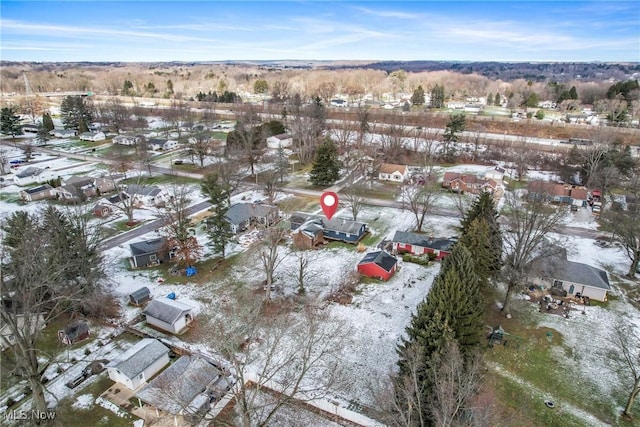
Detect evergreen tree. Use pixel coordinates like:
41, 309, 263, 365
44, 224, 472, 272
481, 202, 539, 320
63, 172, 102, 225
397, 245, 484, 423
36, 125, 51, 145
444, 113, 466, 144
411, 85, 425, 105
460, 191, 503, 275
201, 173, 233, 258
274, 145, 290, 183
0, 106, 23, 138
60, 96, 93, 130
487, 93, 494, 105
494, 92, 502, 106
459, 218, 494, 290
309, 138, 340, 187
525, 92, 539, 108
430, 84, 445, 109
42, 112, 55, 132
568, 86, 579, 100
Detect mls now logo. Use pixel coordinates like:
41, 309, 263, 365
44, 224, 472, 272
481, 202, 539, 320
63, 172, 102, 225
4, 410, 56, 421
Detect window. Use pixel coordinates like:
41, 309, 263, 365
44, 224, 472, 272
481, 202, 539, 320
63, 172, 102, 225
149, 254, 157, 262
553, 280, 563, 289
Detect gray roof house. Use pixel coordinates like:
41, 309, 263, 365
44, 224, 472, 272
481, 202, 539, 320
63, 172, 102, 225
124, 184, 165, 206
530, 257, 611, 302
107, 339, 170, 390
392, 231, 457, 260
142, 298, 195, 334
19, 184, 56, 202
224, 203, 279, 234
135, 355, 226, 425
289, 212, 368, 244
129, 238, 171, 268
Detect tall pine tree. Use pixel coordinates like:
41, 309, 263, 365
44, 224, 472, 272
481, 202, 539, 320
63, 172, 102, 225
201, 173, 233, 258
309, 138, 340, 187
460, 191, 503, 275
396, 245, 484, 423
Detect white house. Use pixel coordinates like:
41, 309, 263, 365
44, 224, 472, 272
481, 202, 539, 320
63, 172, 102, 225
50, 129, 77, 138
378, 163, 409, 182
13, 167, 59, 187
79, 131, 106, 142
1, 313, 46, 351
107, 339, 170, 390
148, 138, 178, 151
124, 184, 166, 206
142, 298, 195, 334
113, 134, 140, 146
266, 133, 293, 149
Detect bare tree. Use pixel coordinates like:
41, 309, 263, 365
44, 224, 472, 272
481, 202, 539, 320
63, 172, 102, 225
405, 182, 440, 232
231, 105, 263, 176
500, 190, 566, 315
0, 145, 10, 175
214, 158, 244, 206
190, 131, 215, 168
511, 137, 532, 181
261, 170, 279, 205
108, 171, 143, 223
371, 344, 427, 427
288, 250, 319, 295
379, 119, 406, 163
607, 322, 640, 418
447, 191, 474, 218
209, 304, 348, 427
600, 176, 640, 278
97, 98, 132, 133
341, 178, 367, 221
1, 208, 108, 416
258, 223, 289, 301
427, 341, 484, 427
158, 184, 202, 266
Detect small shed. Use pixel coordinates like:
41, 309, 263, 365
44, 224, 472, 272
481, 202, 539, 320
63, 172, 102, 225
58, 320, 90, 345
129, 287, 151, 306
93, 203, 113, 218
142, 299, 195, 335
357, 251, 398, 281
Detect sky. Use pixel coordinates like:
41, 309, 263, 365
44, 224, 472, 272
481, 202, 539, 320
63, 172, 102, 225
1, 1, 639, 62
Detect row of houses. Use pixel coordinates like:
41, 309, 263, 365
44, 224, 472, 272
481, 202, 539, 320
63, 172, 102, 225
19, 175, 116, 200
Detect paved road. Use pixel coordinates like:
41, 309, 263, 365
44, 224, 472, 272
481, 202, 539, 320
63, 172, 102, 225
4, 141, 602, 242
100, 200, 213, 250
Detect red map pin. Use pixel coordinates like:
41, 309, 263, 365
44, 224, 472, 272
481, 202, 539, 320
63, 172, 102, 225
320, 191, 339, 220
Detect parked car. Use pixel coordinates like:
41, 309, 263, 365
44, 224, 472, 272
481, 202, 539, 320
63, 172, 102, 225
173, 160, 184, 165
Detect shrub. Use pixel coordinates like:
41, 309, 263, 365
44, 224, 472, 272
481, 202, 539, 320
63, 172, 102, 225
402, 253, 431, 266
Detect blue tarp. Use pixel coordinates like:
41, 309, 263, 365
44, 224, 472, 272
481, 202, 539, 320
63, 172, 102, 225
166, 292, 176, 300
185, 266, 197, 277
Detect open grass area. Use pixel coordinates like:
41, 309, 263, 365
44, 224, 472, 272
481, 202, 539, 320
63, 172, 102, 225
483, 300, 635, 426
120, 173, 200, 186
55, 375, 138, 427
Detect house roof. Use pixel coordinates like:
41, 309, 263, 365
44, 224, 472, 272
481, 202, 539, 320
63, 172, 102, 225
290, 212, 366, 235
148, 138, 167, 145
142, 298, 194, 325
534, 258, 610, 291
23, 184, 53, 194
129, 238, 168, 257
107, 192, 129, 204
269, 133, 292, 140
358, 251, 397, 272
135, 355, 221, 415
379, 163, 408, 175
109, 338, 169, 380
129, 287, 150, 301
322, 216, 366, 234
15, 167, 43, 178
224, 203, 277, 226
126, 184, 162, 197
393, 231, 457, 251
63, 320, 89, 341
64, 176, 94, 187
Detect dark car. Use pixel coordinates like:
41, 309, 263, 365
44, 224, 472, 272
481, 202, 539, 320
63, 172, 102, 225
173, 160, 184, 165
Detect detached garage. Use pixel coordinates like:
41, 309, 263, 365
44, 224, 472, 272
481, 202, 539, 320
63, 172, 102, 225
357, 251, 398, 281
107, 339, 170, 390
